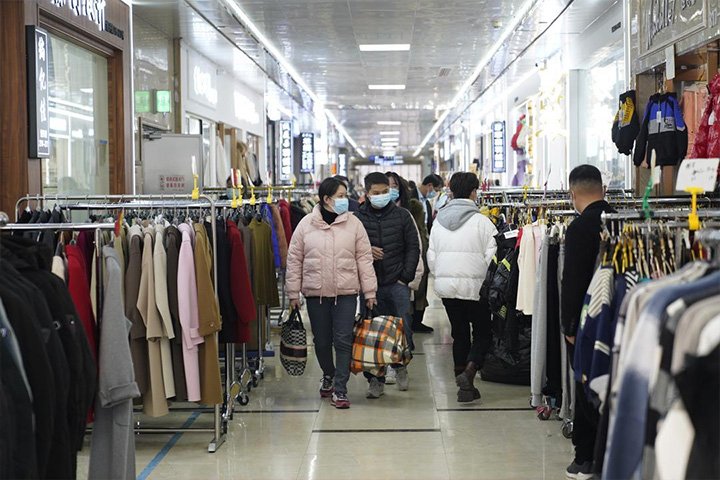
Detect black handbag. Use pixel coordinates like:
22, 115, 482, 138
280, 307, 307, 376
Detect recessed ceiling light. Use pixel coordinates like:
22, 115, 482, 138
368, 84, 406, 90
377, 121, 402, 125
380, 131, 400, 135
359, 44, 411, 52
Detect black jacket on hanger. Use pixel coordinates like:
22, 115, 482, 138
612, 89, 641, 155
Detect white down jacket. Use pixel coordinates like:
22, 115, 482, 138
427, 199, 498, 301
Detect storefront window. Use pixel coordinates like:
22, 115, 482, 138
578, 55, 628, 188
46, 35, 109, 195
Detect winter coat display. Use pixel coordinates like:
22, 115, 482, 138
690, 74, 720, 159
612, 90, 640, 155
427, 199, 498, 301
286, 204, 378, 301
355, 201, 421, 287
633, 92, 688, 167
511, 114, 528, 153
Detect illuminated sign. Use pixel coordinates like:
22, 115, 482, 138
155, 90, 171, 113
279, 121, 293, 182
27, 27, 50, 158
300, 132, 314, 173
338, 153, 347, 176
135, 90, 151, 113
491, 121, 506, 173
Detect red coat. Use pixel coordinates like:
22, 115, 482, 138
227, 220, 257, 342
278, 199, 293, 244
66, 244, 97, 358
691, 74, 720, 159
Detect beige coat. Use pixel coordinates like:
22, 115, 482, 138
137, 226, 169, 416
193, 223, 223, 405
153, 223, 176, 399
286, 205, 377, 301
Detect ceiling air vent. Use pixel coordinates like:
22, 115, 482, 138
438, 67, 452, 78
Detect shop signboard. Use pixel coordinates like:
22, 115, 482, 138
188, 50, 218, 108
300, 132, 315, 173
638, 0, 707, 56
50, 0, 106, 32
26, 26, 51, 158
491, 121, 506, 173
338, 153, 347, 176
279, 121, 293, 182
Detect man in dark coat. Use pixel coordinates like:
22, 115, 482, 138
561, 164, 615, 479
356, 172, 420, 398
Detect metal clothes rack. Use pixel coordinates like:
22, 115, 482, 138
12, 194, 231, 453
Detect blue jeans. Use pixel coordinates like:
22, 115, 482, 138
361, 282, 412, 382
305, 295, 357, 395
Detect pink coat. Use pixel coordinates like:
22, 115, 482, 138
286, 205, 377, 301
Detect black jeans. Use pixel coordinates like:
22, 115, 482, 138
567, 342, 599, 464
442, 298, 492, 374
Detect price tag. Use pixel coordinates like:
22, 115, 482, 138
675, 158, 720, 192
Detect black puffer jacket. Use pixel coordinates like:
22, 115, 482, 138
356, 202, 420, 287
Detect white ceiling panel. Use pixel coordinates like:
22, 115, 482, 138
135, 0, 618, 157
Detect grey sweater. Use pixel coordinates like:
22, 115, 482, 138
89, 246, 140, 480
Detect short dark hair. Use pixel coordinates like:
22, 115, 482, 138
422, 174, 443, 188
449, 172, 480, 199
569, 164, 603, 193
364, 172, 389, 191
318, 177, 345, 206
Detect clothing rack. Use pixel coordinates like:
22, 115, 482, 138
10, 194, 230, 453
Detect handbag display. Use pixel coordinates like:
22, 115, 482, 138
280, 307, 307, 376
350, 308, 412, 376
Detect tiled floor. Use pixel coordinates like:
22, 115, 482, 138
77, 287, 573, 479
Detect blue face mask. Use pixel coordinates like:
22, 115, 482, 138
332, 197, 349, 215
389, 188, 400, 202
427, 189, 438, 200
370, 193, 392, 209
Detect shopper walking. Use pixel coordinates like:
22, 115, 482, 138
427, 172, 497, 402
411, 173, 443, 333
355, 172, 421, 398
561, 165, 615, 479
384, 171, 426, 384
285, 177, 378, 409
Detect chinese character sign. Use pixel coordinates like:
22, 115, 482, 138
300, 132, 315, 173
279, 121, 293, 182
26, 27, 51, 158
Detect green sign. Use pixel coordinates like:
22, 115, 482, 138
135, 90, 151, 113
156, 90, 171, 113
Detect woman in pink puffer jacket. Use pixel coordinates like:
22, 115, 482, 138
286, 177, 377, 409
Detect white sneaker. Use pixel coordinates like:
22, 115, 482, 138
367, 378, 385, 399
385, 366, 397, 385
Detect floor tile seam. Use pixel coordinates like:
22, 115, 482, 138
136, 411, 201, 480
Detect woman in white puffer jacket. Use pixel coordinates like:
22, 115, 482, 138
427, 172, 497, 403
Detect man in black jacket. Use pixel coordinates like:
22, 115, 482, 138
561, 165, 615, 479
356, 172, 421, 398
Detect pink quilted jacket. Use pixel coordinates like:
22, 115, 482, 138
286, 205, 377, 301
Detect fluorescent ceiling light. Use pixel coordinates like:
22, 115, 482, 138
377, 121, 402, 126
368, 84, 406, 90
380, 131, 400, 135
222, 0, 365, 157
382, 142, 399, 146
359, 44, 411, 52
412, 0, 540, 157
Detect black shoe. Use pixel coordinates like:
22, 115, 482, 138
413, 322, 434, 333
565, 461, 594, 479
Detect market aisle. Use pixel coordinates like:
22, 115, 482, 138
77, 287, 572, 480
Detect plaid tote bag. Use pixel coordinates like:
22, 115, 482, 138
280, 308, 308, 376
350, 309, 412, 375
